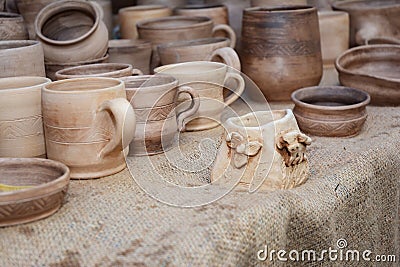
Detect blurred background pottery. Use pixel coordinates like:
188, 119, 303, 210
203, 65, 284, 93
92, 0, 113, 38
0, 12, 28, 40
251, 0, 307, 6
0, 77, 51, 158
137, 0, 185, 9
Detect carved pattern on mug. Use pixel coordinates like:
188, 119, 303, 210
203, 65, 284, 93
242, 40, 319, 57
134, 104, 175, 122
44, 124, 114, 143
0, 115, 43, 140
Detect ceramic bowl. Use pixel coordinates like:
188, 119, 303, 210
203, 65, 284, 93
291, 86, 370, 137
335, 44, 400, 106
0, 158, 70, 227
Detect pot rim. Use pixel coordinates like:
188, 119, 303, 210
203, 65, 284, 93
43, 77, 124, 94
226, 109, 293, 130
0, 12, 23, 19
153, 61, 227, 75
244, 5, 316, 14
108, 39, 151, 49
0, 40, 41, 51
34, 0, 100, 46
137, 16, 212, 30
121, 74, 178, 93
55, 63, 133, 79
157, 37, 229, 50
332, 0, 400, 11
119, 4, 169, 13
0, 76, 51, 93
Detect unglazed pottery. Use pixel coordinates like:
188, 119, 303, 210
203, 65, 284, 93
241, 6, 322, 101
251, 0, 307, 6
0, 12, 28, 40
157, 37, 240, 71
35, 0, 108, 63
154, 61, 245, 131
332, 0, 400, 46
0, 77, 51, 158
122, 75, 200, 155
0, 40, 45, 78
292, 86, 370, 137
108, 39, 152, 75
119, 5, 172, 39
211, 109, 312, 190
42, 78, 136, 179
55, 63, 142, 80
335, 45, 400, 106
174, 4, 229, 27
0, 158, 70, 227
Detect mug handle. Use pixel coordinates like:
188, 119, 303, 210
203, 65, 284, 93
132, 69, 143, 76
207, 47, 241, 71
97, 98, 136, 158
224, 72, 245, 106
175, 86, 200, 132
212, 24, 236, 48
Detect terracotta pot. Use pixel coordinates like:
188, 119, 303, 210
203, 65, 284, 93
35, 0, 108, 63
122, 75, 200, 155
211, 109, 312, 190
241, 6, 322, 101
42, 77, 136, 179
119, 5, 172, 39
55, 63, 142, 80
0, 40, 45, 77
45, 54, 109, 81
0, 76, 51, 158
0, 12, 28, 40
251, 0, 307, 6
335, 44, 400, 106
174, 4, 229, 26
154, 61, 245, 131
332, 0, 400, 46
292, 86, 370, 137
108, 39, 152, 74
157, 37, 240, 71
0, 158, 70, 227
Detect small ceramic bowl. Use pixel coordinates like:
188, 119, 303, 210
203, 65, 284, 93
291, 86, 370, 137
0, 158, 70, 227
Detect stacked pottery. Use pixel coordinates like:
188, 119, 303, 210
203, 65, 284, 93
0, 12, 28, 40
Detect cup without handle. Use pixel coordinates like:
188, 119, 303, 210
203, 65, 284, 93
223, 72, 245, 106
207, 47, 241, 71
175, 85, 200, 132
97, 98, 136, 158
212, 24, 236, 48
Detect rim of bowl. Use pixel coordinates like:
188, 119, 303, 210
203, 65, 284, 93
0, 76, 51, 93
43, 77, 123, 94
154, 61, 227, 75
55, 63, 133, 78
244, 5, 315, 13
137, 16, 212, 30
121, 74, 178, 92
332, 0, 400, 11
175, 3, 225, 10
119, 4, 169, 13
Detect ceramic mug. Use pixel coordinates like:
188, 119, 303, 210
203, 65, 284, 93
122, 75, 200, 155
154, 61, 245, 131
42, 77, 136, 179
0, 76, 51, 158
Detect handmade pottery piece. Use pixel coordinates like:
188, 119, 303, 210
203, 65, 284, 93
335, 44, 400, 106
42, 78, 136, 179
157, 37, 240, 71
119, 5, 172, 39
108, 39, 152, 75
154, 61, 245, 131
211, 109, 312, 190
0, 12, 28, 40
291, 86, 370, 137
122, 75, 200, 155
332, 0, 400, 46
174, 4, 229, 27
251, 0, 307, 6
0, 40, 45, 78
241, 6, 322, 101
35, 0, 108, 63
0, 77, 51, 158
0, 158, 70, 227
55, 63, 142, 80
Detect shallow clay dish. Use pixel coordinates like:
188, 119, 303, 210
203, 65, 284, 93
335, 44, 400, 106
292, 86, 370, 137
0, 158, 70, 227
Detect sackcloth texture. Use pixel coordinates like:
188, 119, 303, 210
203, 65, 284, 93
0, 102, 399, 267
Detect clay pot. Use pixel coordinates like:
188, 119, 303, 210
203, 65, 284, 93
251, 0, 307, 6
45, 54, 109, 81
241, 6, 322, 101
122, 75, 200, 155
42, 77, 136, 179
0, 40, 45, 77
292, 86, 370, 137
0, 12, 28, 40
93, 0, 113, 38
154, 61, 245, 131
0, 76, 51, 158
335, 44, 400, 106
119, 5, 172, 39
157, 37, 240, 71
332, 0, 400, 46
174, 4, 229, 26
211, 109, 312, 190
108, 39, 152, 75
0, 158, 70, 227
35, 0, 108, 63
55, 63, 142, 80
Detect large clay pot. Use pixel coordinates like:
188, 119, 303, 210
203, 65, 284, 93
251, 0, 307, 6
35, 0, 108, 63
241, 6, 322, 101
0, 12, 28, 40
119, 5, 172, 39
0, 40, 45, 77
332, 0, 400, 46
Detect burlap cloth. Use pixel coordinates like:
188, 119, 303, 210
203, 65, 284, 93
1, 102, 399, 266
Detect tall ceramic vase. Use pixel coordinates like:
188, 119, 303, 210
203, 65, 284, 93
240, 6, 322, 101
